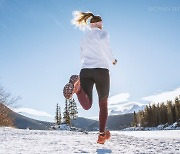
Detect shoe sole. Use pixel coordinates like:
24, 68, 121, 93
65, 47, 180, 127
63, 75, 79, 99
69, 75, 79, 85
63, 83, 74, 99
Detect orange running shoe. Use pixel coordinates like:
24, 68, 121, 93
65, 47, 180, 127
97, 130, 111, 144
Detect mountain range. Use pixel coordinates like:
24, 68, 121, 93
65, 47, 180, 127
0, 103, 134, 130
110, 104, 146, 115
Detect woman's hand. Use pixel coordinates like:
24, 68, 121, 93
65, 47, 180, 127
113, 59, 117, 65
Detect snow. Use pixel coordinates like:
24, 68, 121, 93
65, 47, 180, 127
114, 130, 180, 140
109, 102, 145, 115
1, 127, 180, 153
165, 122, 179, 130
51, 124, 71, 131
123, 122, 180, 131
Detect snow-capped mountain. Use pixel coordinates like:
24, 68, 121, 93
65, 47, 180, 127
109, 102, 146, 115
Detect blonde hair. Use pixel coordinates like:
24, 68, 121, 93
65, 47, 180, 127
71, 11, 102, 30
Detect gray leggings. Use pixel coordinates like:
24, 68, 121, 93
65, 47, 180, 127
80, 68, 110, 102
77, 68, 110, 132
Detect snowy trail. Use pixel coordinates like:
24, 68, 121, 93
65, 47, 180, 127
0, 127, 180, 154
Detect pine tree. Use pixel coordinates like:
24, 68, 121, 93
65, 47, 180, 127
63, 99, 70, 125
138, 111, 145, 127
175, 97, 180, 122
152, 104, 158, 126
55, 103, 61, 125
172, 103, 176, 123
133, 111, 137, 127
156, 103, 161, 125
55, 103, 59, 125
167, 101, 173, 124
144, 105, 150, 127
141, 111, 145, 127
160, 102, 168, 124
68, 98, 78, 120
135, 96, 180, 128
58, 106, 62, 125
148, 104, 153, 126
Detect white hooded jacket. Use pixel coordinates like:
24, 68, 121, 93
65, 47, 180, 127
80, 27, 115, 70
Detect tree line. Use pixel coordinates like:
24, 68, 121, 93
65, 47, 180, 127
55, 98, 78, 125
0, 82, 78, 127
133, 96, 180, 127
0, 84, 20, 127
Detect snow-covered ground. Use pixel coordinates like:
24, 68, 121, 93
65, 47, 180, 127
0, 127, 180, 154
115, 130, 180, 140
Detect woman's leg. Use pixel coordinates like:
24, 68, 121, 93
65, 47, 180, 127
76, 69, 94, 110
98, 97, 108, 132
94, 69, 110, 133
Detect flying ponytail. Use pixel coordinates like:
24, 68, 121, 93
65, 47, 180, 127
71, 11, 102, 31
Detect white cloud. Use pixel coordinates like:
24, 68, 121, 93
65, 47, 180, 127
120, 101, 143, 109
106, 87, 180, 115
13, 108, 53, 118
108, 93, 144, 114
108, 101, 143, 113
108, 93, 130, 105
142, 87, 180, 103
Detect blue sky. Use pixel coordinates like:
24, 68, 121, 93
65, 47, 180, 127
0, 0, 180, 122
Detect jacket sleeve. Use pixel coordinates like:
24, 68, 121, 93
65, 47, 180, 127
99, 30, 115, 63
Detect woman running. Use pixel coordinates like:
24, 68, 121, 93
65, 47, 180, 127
63, 11, 117, 144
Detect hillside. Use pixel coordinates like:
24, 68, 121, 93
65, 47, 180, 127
87, 113, 133, 131
0, 103, 133, 130
71, 117, 97, 130
0, 103, 53, 130
0, 103, 98, 130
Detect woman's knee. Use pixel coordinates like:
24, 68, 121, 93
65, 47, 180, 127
82, 103, 92, 110
99, 96, 108, 103
99, 96, 108, 109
